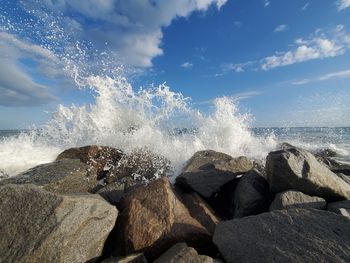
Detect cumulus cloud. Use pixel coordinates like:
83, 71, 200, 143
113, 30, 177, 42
337, 0, 350, 11
262, 26, 348, 70
0, 32, 58, 106
181, 62, 193, 69
218, 25, 350, 74
274, 24, 289, 33
26, 0, 227, 68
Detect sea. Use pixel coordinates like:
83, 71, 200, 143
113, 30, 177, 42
1, 122, 349, 179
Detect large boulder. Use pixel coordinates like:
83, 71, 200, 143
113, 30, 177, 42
232, 169, 270, 218
327, 200, 350, 218
56, 145, 124, 178
266, 147, 350, 201
213, 209, 350, 263
0, 159, 98, 194
154, 243, 218, 263
0, 184, 118, 263
176, 150, 254, 199
269, 190, 326, 211
179, 191, 220, 234
114, 177, 215, 261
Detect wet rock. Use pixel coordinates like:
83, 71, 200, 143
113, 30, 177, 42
213, 209, 350, 263
0, 184, 118, 263
266, 147, 350, 201
57, 145, 124, 178
0, 159, 98, 194
232, 169, 270, 218
154, 243, 218, 263
102, 254, 147, 263
327, 200, 350, 218
176, 150, 254, 198
269, 190, 326, 211
114, 177, 215, 261
179, 191, 220, 234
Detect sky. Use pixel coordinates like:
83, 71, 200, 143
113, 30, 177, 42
0, 0, 350, 129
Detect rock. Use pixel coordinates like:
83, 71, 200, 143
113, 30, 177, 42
0, 159, 98, 194
179, 191, 220, 234
0, 184, 118, 263
57, 145, 124, 178
154, 243, 218, 263
232, 169, 270, 218
337, 173, 350, 185
102, 254, 147, 263
213, 209, 350, 263
114, 177, 215, 261
266, 147, 350, 201
97, 177, 142, 206
269, 190, 326, 211
176, 150, 254, 198
327, 200, 350, 218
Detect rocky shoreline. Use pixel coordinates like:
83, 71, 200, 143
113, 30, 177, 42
1, 144, 350, 262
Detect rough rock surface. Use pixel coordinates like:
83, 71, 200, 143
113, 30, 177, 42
232, 169, 270, 218
102, 254, 147, 263
57, 145, 124, 177
327, 200, 350, 218
0, 184, 118, 263
179, 191, 220, 234
269, 190, 326, 211
213, 209, 350, 263
176, 150, 253, 198
115, 177, 214, 261
154, 243, 218, 263
0, 159, 98, 194
266, 147, 350, 201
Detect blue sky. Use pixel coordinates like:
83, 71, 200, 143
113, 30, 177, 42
0, 0, 350, 128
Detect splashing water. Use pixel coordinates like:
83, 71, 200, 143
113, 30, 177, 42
0, 74, 277, 177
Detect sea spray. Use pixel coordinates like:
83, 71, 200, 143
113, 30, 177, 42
0, 74, 277, 177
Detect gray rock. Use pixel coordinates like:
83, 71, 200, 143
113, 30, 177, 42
213, 209, 350, 263
327, 200, 350, 218
176, 150, 254, 198
266, 147, 350, 201
0, 159, 98, 194
154, 243, 218, 263
269, 190, 326, 211
0, 184, 118, 263
102, 253, 147, 263
232, 169, 270, 218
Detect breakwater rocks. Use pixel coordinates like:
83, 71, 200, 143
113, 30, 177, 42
1, 144, 350, 262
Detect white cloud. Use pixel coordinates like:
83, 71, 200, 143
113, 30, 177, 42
181, 62, 193, 69
0, 32, 58, 106
220, 25, 350, 73
302, 3, 309, 11
337, 0, 350, 11
27, 0, 227, 68
318, 69, 350, 80
274, 24, 289, 33
292, 69, 350, 85
292, 79, 310, 85
264, 0, 270, 7
261, 25, 349, 70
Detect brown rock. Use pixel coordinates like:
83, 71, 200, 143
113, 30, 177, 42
179, 191, 220, 234
154, 243, 218, 263
56, 145, 124, 177
115, 177, 215, 261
